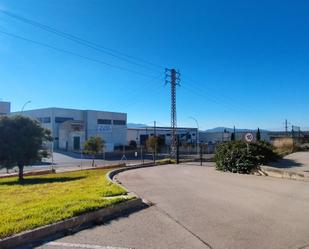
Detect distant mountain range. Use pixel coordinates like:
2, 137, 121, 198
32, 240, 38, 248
204, 127, 269, 133
127, 123, 269, 133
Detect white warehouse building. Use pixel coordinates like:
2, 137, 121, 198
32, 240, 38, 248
12, 107, 127, 152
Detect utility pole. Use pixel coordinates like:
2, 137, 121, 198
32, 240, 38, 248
140, 145, 144, 165
189, 116, 199, 155
154, 121, 156, 164
285, 119, 288, 136
200, 143, 203, 166
234, 125, 236, 140
176, 135, 180, 164
165, 68, 180, 158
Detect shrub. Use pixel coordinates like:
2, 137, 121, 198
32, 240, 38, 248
215, 141, 279, 174
272, 137, 300, 156
250, 141, 280, 164
129, 140, 137, 149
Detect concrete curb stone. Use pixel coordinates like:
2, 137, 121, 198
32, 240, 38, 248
260, 166, 309, 182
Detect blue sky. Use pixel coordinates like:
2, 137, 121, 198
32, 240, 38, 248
0, 0, 308, 130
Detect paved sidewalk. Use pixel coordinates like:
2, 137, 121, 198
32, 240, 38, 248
263, 151, 309, 178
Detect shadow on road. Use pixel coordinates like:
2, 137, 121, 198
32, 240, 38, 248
268, 159, 303, 168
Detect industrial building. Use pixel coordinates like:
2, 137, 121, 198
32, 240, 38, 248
10, 107, 127, 152
127, 126, 198, 147
0, 101, 10, 115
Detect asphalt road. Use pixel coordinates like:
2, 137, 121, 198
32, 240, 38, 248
36, 163, 309, 249
0, 151, 152, 175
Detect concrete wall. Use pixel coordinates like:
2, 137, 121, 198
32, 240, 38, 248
85, 110, 127, 152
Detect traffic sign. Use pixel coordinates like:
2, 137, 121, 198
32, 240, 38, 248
244, 133, 254, 143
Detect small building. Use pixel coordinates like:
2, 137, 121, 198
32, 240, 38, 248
0, 101, 10, 115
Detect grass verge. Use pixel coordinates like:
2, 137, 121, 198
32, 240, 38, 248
156, 158, 176, 165
0, 168, 129, 239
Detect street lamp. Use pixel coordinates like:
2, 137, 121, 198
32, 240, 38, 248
21, 100, 31, 113
189, 116, 199, 154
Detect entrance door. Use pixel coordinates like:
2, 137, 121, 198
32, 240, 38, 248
73, 136, 80, 151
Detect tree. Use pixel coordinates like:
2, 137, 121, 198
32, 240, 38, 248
146, 136, 157, 153
256, 128, 261, 141
146, 136, 164, 153
129, 140, 137, 149
231, 132, 235, 141
0, 115, 52, 182
84, 136, 105, 167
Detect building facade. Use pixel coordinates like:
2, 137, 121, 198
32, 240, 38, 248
0, 101, 10, 115
127, 126, 198, 147
12, 107, 127, 152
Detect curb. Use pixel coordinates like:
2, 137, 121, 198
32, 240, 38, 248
107, 162, 156, 185
0, 163, 125, 179
0, 169, 55, 179
0, 168, 148, 249
260, 166, 309, 182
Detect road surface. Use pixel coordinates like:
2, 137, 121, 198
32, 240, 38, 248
267, 151, 309, 176
35, 163, 309, 249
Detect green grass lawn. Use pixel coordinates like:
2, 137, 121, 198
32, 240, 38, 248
0, 169, 129, 239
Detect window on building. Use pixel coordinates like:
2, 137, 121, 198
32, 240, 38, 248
38, 117, 51, 123
55, 117, 73, 123
97, 119, 112, 125
113, 120, 126, 125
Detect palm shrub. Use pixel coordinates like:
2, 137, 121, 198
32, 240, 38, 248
215, 141, 279, 174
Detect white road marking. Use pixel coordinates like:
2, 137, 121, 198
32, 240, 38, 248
43, 241, 132, 249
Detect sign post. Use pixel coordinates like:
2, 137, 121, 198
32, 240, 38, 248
244, 132, 254, 152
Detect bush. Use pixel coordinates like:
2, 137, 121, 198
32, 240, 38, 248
128, 140, 137, 149
272, 137, 300, 156
250, 141, 280, 164
215, 141, 279, 174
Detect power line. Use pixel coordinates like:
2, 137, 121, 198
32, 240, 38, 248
181, 84, 243, 113
182, 77, 263, 115
109, 75, 165, 110
0, 9, 165, 72
183, 76, 256, 113
0, 29, 159, 78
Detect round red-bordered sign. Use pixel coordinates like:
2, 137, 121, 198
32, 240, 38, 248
244, 133, 254, 143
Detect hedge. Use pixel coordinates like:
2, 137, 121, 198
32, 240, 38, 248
214, 141, 279, 174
